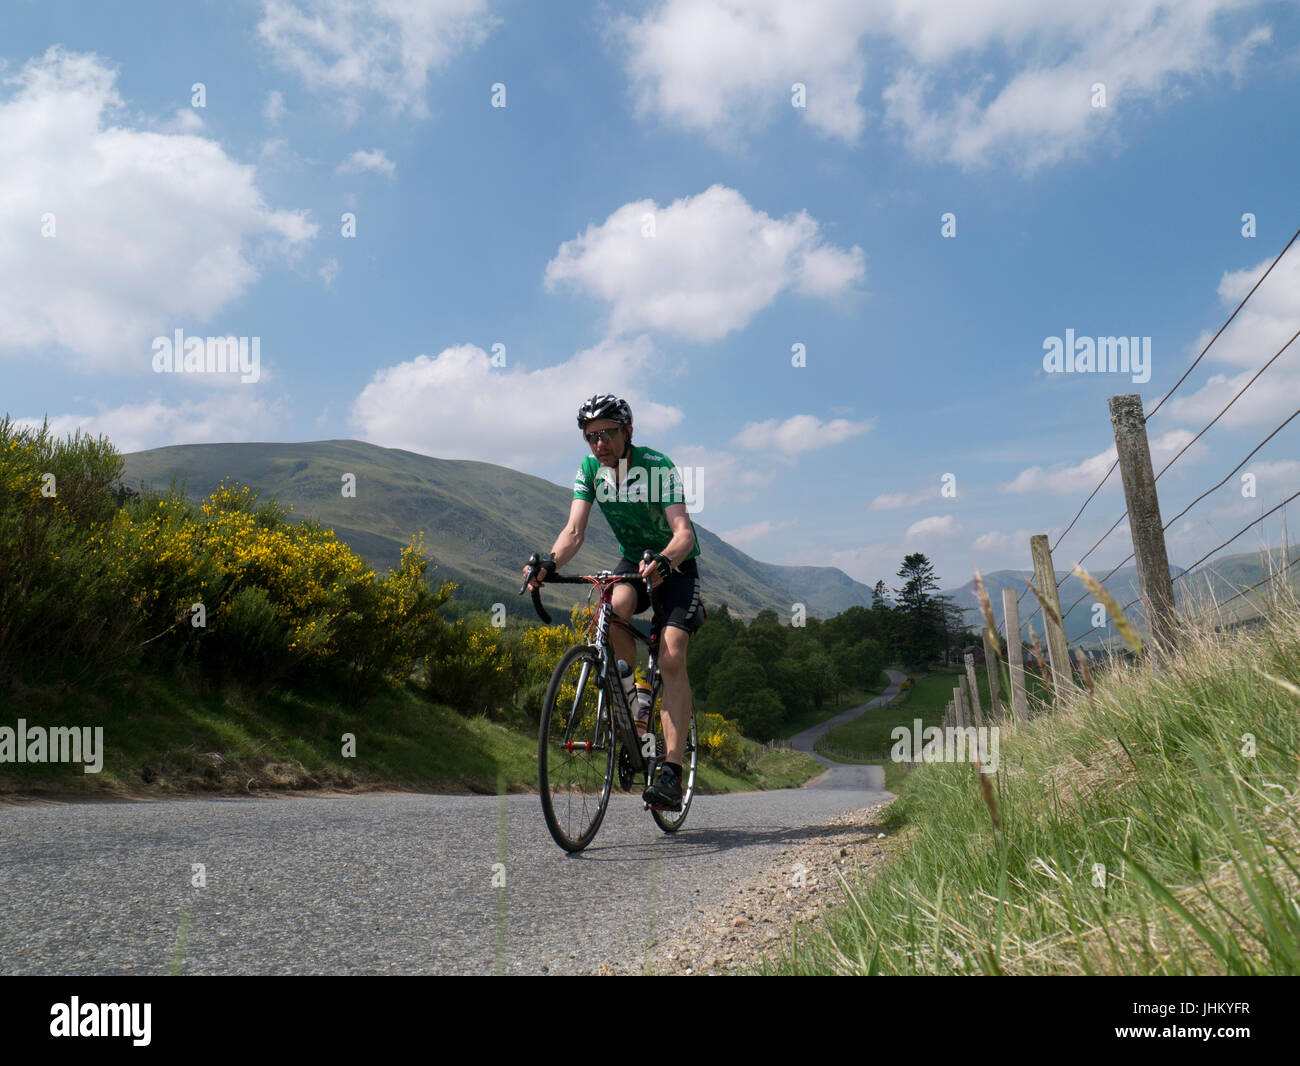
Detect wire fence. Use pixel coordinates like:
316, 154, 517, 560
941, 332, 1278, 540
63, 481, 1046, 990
1013, 225, 1300, 647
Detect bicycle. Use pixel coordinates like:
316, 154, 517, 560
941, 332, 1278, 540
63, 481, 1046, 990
520, 550, 698, 853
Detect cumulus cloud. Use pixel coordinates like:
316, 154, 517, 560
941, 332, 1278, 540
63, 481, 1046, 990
16, 393, 286, 454
349, 335, 684, 471
0, 47, 316, 371
715, 518, 798, 545
544, 185, 864, 342
257, 0, 499, 120
1003, 430, 1201, 495
905, 514, 961, 539
823, 542, 907, 587
870, 483, 942, 511
263, 89, 287, 124
659, 444, 774, 515
1163, 250, 1300, 432
971, 528, 1039, 555
336, 147, 395, 177
616, 0, 1276, 169
617, 0, 873, 144
731, 414, 873, 457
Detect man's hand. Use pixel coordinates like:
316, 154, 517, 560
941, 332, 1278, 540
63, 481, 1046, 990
639, 551, 671, 588
522, 552, 555, 592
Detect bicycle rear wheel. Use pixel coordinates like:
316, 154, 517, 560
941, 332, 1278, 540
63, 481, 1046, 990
538, 645, 616, 852
650, 682, 697, 833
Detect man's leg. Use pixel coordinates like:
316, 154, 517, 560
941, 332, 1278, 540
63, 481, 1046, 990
656, 625, 691, 765
609, 583, 638, 674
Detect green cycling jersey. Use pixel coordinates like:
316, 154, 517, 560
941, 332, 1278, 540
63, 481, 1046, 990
572, 444, 701, 564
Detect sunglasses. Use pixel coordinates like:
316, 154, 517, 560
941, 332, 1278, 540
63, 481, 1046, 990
584, 427, 623, 445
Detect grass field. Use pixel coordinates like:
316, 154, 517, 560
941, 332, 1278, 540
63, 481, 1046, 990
763, 602, 1300, 975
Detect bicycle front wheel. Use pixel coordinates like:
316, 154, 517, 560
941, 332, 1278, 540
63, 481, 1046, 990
651, 684, 697, 833
538, 645, 616, 852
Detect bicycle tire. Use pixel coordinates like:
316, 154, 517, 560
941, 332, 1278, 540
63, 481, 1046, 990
538, 644, 616, 852
650, 680, 697, 833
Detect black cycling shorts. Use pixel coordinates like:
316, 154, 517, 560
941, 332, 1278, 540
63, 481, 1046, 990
612, 556, 704, 635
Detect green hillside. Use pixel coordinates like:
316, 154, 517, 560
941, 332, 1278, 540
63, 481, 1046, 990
121, 439, 876, 622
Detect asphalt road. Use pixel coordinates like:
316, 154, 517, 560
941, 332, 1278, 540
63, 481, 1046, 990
0, 684, 902, 976
787, 668, 907, 790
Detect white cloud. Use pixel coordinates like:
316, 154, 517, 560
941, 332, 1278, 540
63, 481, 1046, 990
823, 542, 904, 587
257, 0, 499, 120
659, 444, 773, 515
17, 393, 285, 454
616, 0, 1275, 169
732, 414, 873, 457
870, 484, 937, 511
264, 89, 286, 124
885, 6, 1273, 173
971, 528, 1038, 554
1163, 250, 1300, 431
616, 0, 873, 145
336, 147, 395, 177
0, 47, 316, 370
349, 336, 684, 471
1003, 445, 1114, 496
905, 514, 961, 539
159, 107, 204, 133
715, 518, 797, 545
1002, 430, 1200, 496
320, 257, 340, 287
544, 185, 864, 342
1247, 459, 1300, 488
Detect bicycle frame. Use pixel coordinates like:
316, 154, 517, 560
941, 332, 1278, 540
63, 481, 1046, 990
529, 563, 663, 780
585, 576, 661, 779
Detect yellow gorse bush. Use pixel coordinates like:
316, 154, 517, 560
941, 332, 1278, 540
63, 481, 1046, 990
697, 711, 746, 769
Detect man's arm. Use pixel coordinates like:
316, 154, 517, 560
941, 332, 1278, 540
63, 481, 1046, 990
640, 503, 695, 587
525, 498, 592, 590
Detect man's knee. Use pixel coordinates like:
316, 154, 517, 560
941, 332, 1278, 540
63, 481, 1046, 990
658, 629, 690, 676
611, 584, 636, 619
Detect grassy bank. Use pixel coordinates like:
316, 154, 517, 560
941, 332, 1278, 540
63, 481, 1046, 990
776, 675, 890, 739
815, 669, 979, 762
764, 603, 1300, 975
0, 674, 821, 799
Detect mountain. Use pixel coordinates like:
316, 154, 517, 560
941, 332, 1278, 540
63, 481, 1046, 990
120, 439, 876, 622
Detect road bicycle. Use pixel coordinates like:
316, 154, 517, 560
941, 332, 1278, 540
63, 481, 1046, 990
520, 550, 697, 853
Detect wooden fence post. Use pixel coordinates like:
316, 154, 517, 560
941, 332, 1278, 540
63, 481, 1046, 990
1002, 587, 1029, 723
982, 627, 1002, 719
956, 680, 968, 727
1109, 393, 1178, 656
963, 653, 984, 726
1030, 533, 1073, 698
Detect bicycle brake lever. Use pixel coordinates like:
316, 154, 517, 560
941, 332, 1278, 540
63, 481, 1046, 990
519, 551, 540, 595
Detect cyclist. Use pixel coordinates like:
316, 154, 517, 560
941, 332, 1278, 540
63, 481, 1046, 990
522, 394, 703, 810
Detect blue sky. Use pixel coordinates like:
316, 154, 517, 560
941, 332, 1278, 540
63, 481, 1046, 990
4, 0, 1300, 593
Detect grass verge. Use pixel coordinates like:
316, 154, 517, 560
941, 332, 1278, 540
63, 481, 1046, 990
762, 602, 1300, 974
0, 672, 822, 798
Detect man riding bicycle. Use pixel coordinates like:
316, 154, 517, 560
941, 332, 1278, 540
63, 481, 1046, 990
522, 394, 703, 810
